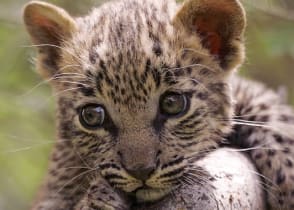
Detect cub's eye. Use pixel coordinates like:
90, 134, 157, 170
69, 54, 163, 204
79, 105, 105, 129
160, 92, 188, 116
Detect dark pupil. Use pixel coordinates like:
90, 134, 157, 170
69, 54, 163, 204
82, 106, 104, 127
161, 93, 186, 115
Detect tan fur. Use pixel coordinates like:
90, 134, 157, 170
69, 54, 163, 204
23, 0, 294, 209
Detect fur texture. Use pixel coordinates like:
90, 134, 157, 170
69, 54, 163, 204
23, 0, 294, 209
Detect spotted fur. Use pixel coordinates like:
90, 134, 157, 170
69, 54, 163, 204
23, 0, 294, 209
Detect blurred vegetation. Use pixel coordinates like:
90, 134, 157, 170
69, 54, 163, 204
0, 0, 293, 209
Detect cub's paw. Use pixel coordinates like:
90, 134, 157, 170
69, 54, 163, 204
75, 177, 130, 210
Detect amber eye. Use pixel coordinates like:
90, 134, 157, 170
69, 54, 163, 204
160, 92, 187, 116
79, 105, 105, 129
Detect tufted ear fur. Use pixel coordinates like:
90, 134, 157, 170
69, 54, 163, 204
23, 1, 77, 79
173, 0, 246, 71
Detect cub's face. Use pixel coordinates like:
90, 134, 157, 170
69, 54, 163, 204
24, 0, 245, 202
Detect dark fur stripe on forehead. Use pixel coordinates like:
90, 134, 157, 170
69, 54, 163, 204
77, 84, 95, 97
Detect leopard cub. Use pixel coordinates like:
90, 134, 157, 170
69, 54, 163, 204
23, 0, 294, 209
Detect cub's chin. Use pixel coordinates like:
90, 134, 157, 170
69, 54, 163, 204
134, 187, 172, 203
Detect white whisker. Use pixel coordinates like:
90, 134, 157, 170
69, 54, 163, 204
59, 64, 83, 71
21, 44, 83, 63
20, 73, 88, 97
179, 48, 211, 57
56, 80, 91, 87
56, 168, 98, 194
49, 87, 84, 99
163, 63, 218, 77
231, 121, 271, 128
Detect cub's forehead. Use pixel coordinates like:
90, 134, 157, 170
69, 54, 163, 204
68, 0, 178, 70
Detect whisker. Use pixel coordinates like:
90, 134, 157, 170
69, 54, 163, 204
20, 73, 88, 97
231, 121, 271, 128
232, 112, 273, 119
163, 63, 217, 74
59, 64, 83, 71
184, 170, 212, 184
55, 168, 98, 194
2, 146, 39, 154
49, 87, 84, 99
55, 80, 91, 87
2, 143, 52, 154
186, 166, 280, 208
180, 175, 217, 202
231, 119, 267, 125
229, 146, 286, 153
60, 166, 94, 170
73, 148, 93, 171
218, 118, 268, 125
21, 44, 83, 63
54, 72, 86, 77
243, 168, 280, 192
178, 48, 211, 57
0, 138, 73, 154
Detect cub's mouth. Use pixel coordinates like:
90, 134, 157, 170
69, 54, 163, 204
130, 186, 173, 203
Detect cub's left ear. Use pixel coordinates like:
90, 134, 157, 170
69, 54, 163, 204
173, 0, 246, 71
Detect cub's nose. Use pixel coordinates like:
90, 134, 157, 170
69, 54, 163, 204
125, 165, 155, 181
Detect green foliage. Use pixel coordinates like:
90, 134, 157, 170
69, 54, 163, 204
0, 0, 293, 209
0, 19, 54, 210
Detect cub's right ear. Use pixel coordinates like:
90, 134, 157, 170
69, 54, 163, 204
173, 0, 246, 71
23, 1, 77, 79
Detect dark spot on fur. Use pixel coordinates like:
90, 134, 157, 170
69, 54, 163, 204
267, 149, 276, 156
152, 68, 161, 88
229, 195, 233, 204
260, 115, 269, 122
181, 49, 188, 59
99, 60, 107, 71
78, 85, 95, 97
285, 159, 293, 167
89, 185, 99, 193
152, 41, 162, 56
283, 147, 290, 154
187, 67, 192, 74
251, 139, 260, 146
174, 69, 185, 77
191, 57, 201, 64
254, 152, 263, 160
280, 114, 294, 122
266, 160, 272, 168
200, 193, 210, 201
163, 70, 177, 85
199, 68, 210, 76
197, 92, 208, 100
259, 104, 269, 110
120, 88, 126, 95
89, 50, 99, 64
276, 168, 286, 185
274, 134, 284, 143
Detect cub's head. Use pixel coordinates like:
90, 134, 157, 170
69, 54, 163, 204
24, 0, 245, 202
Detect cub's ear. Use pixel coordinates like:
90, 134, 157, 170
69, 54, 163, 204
173, 0, 246, 71
23, 1, 77, 79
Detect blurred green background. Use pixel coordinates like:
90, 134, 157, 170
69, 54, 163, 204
0, 0, 293, 209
